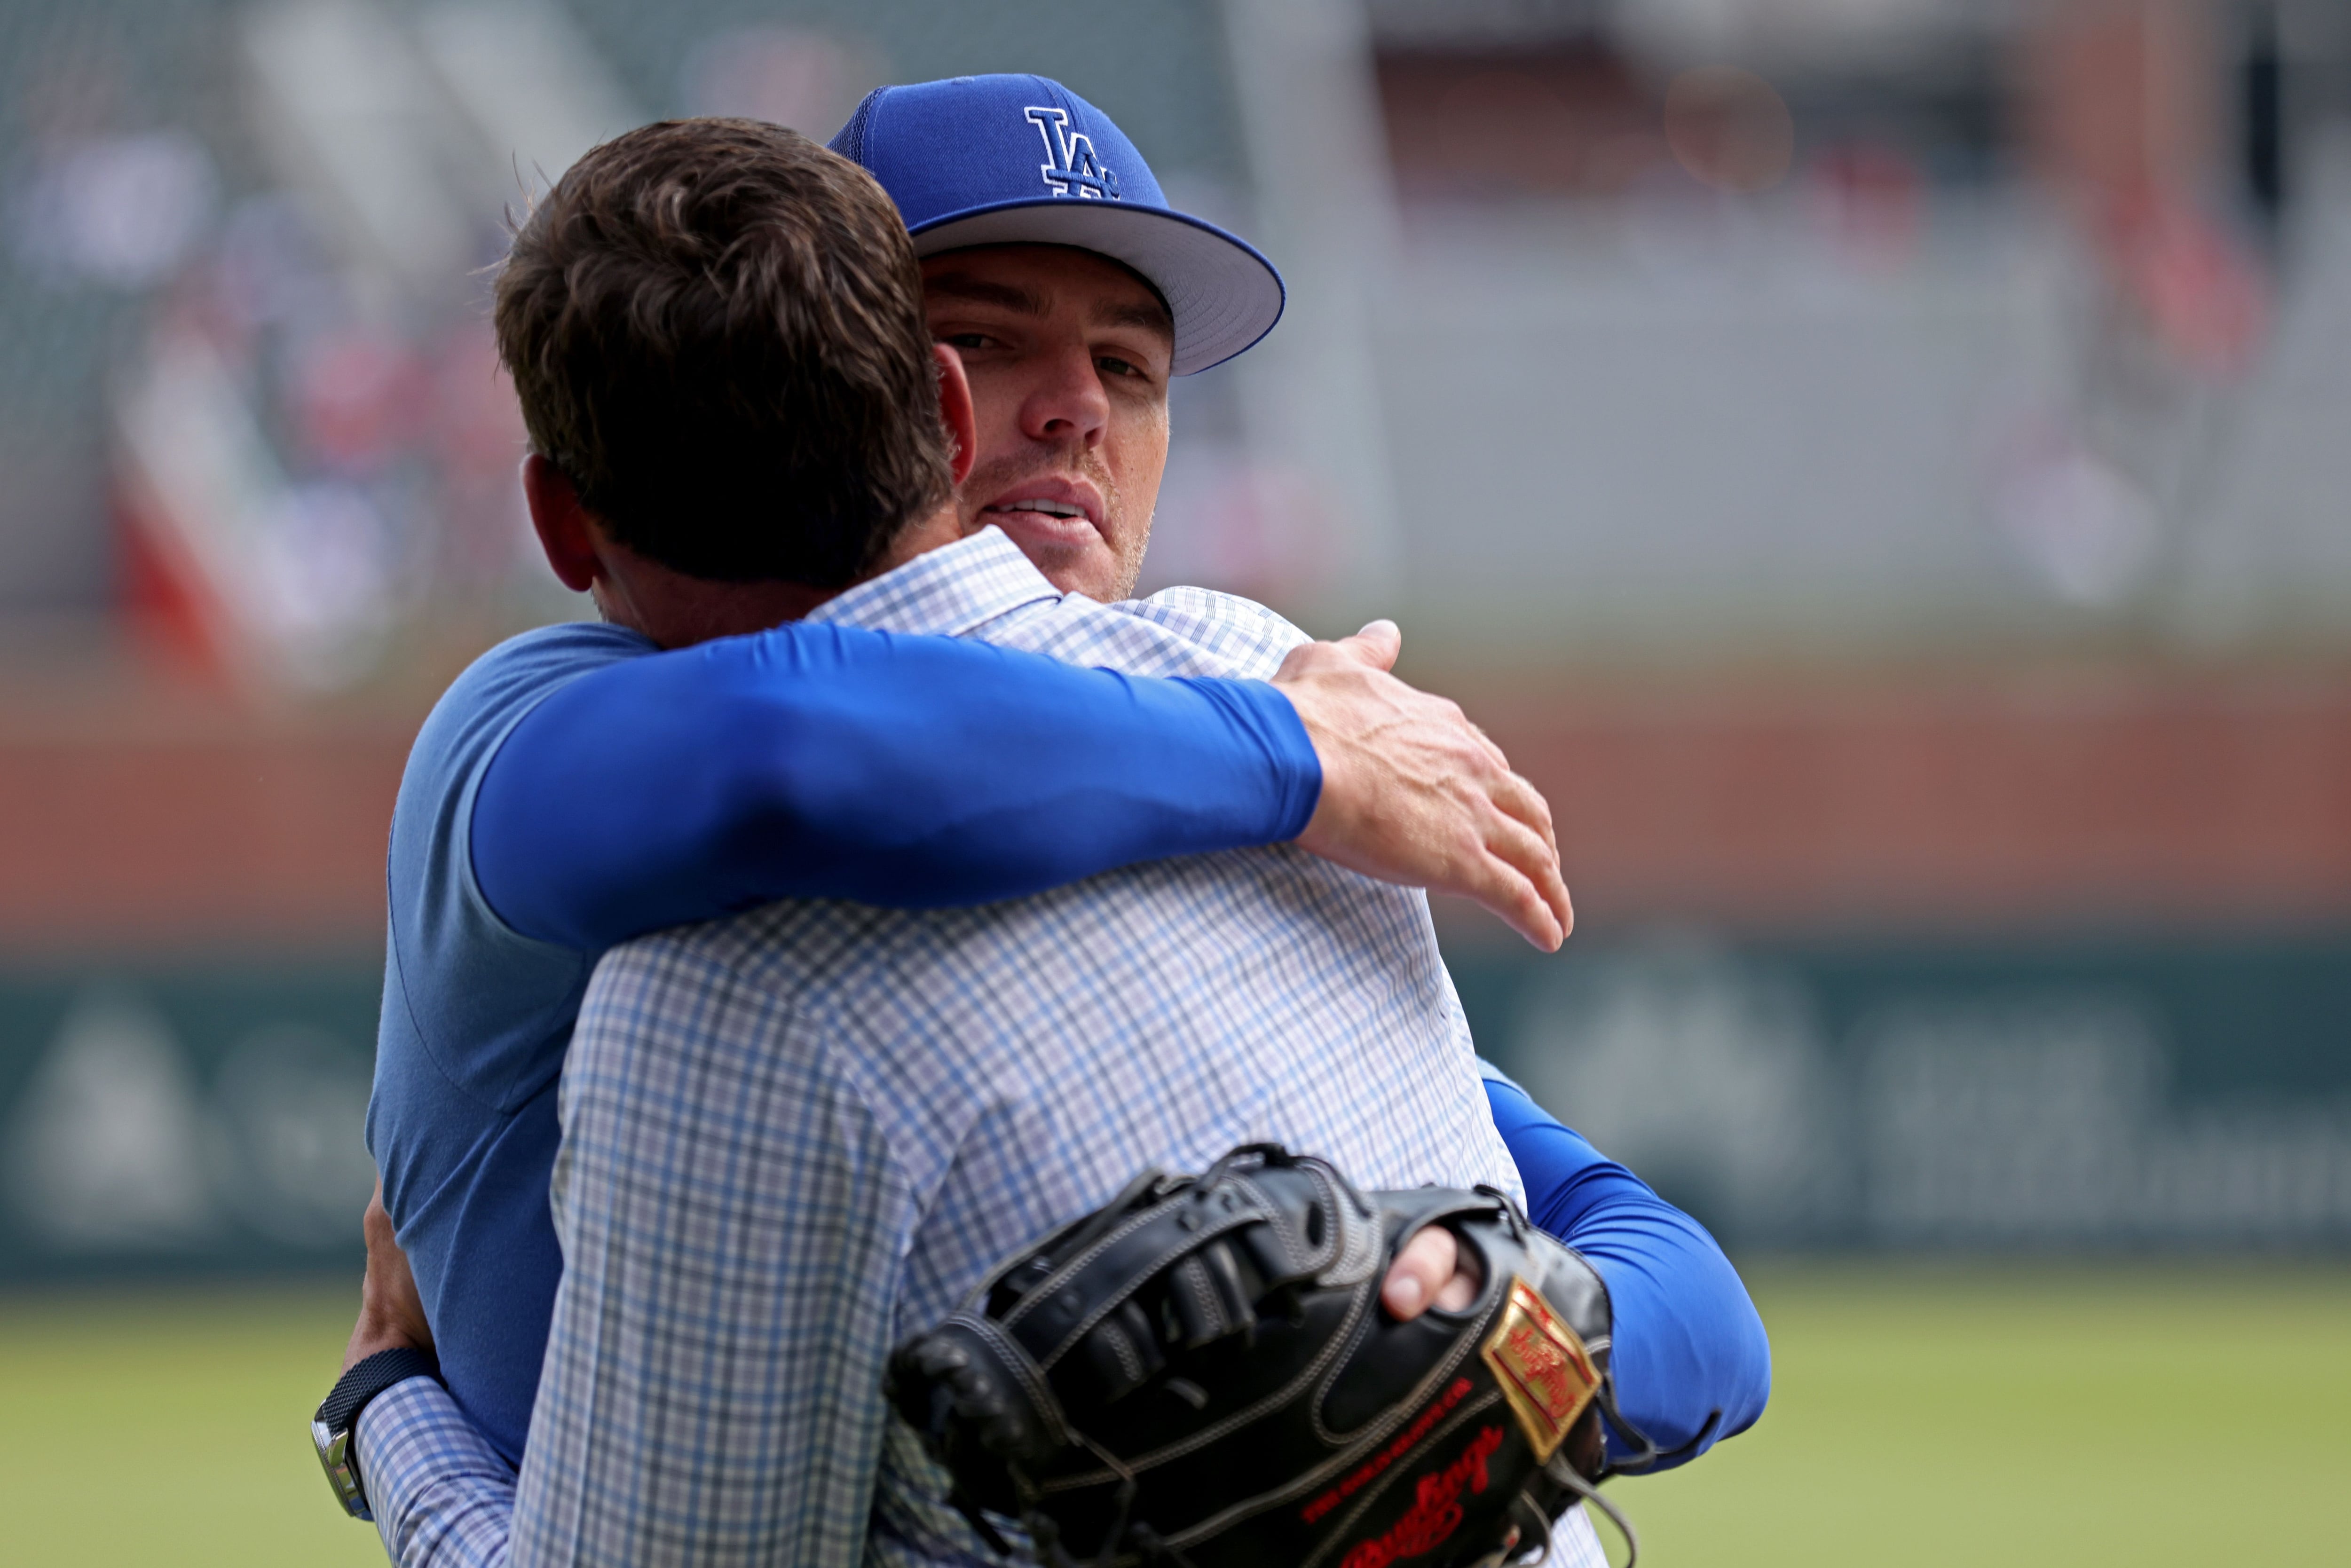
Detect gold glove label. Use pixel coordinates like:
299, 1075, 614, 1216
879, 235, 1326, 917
1478, 1276, 1598, 1462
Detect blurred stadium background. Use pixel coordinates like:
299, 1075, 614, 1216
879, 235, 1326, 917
0, 0, 2344, 1563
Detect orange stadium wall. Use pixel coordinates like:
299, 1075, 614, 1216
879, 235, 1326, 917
2, 669, 2345, 956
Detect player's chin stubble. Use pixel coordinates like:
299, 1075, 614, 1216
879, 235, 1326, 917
959, 451, 1148, 602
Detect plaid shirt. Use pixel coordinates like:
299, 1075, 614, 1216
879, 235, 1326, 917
360, 528, 1574, 1567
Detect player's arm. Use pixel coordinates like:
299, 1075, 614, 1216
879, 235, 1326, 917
473, 618, 1570, 951
1481, 1066, 1772, 1471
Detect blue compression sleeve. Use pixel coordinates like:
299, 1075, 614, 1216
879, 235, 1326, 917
473, 621, 1322, 949
1482, 1069, 1770, 1471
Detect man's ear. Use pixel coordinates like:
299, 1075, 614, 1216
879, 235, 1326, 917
933, 342, 978, 487
522, 454, 600, 593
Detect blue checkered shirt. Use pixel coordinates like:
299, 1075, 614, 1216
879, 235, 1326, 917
358, 528, 1574, 1568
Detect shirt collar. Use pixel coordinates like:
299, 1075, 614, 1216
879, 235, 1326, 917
803, 525, 1064, 638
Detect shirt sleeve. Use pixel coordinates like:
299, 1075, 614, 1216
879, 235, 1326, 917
357, 1376, 515, 1568
1479, 1064, 1772, 1472
473, 621, 1322, 949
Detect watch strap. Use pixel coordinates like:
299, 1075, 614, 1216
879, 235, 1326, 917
314, 1346, 440, 1521
317, 1345, 440, 1430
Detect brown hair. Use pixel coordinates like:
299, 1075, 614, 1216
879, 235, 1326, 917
495, 118, 952, 584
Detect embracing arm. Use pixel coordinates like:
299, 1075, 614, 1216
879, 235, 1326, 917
475, 619, 1570, 952
1482, 1068, 1771, 1471
473, 620, 1318, 947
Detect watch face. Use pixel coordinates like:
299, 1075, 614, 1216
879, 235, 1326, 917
313, 1418, 372, 1521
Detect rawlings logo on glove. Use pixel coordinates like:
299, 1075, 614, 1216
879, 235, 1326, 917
1337, 1423, 1504, 1568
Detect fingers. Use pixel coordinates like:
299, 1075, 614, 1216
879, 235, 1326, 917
1335, 619, 1402, 672
1489, 766, 1559, 859
1277, 633, 1575, 949
1432, 771, 1569, 950
1381, 1225, 1458, 1320
363, 1175, 394, 1248
1483, 803, 1572, 949
1535, 856, 1573, 943
1381, 1227, 1485, 1320
1437, 704, 1554, 864
1458, 738, 1569, 946
352, 1169, 435, 1366
1460, 852, 1563, 952
1435, 1241, 1482, 1311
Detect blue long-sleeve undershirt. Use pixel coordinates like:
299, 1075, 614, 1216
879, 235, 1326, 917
1481, 1070, 1771, 1472
472, 622, 1324, 947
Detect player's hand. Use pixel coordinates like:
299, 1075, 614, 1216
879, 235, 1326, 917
1276, 621, 1572, 952
1381, 1224, 1482, 1320
343, 1174, 433, 1372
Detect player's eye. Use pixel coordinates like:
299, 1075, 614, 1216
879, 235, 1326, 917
942, 331, 994, 351
1096, 354, 1144, 379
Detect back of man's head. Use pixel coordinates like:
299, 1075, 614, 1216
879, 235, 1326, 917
497, 118, 951, 586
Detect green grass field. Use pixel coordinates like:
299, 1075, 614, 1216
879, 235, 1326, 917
1, 1264, 2344, 1567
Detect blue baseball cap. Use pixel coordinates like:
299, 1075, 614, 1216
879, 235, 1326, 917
829, 74, 1284, 376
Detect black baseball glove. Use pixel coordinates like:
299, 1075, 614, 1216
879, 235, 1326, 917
889, 1143, 1650, 1568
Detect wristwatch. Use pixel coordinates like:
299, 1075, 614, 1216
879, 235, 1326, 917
312, 1346, 440, 1521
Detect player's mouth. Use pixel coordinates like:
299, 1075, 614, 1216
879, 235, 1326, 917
981, 480, 1105, 546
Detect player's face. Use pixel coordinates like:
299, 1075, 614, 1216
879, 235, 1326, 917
922, 244, 1174, 602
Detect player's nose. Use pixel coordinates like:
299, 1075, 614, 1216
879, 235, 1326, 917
1017, 341, 1110, 447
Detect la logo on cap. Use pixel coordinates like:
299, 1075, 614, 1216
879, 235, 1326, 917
831, 75, 1284, 372
1024, 107, 1121, 201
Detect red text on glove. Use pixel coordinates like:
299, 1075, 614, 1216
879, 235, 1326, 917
1301, 1377, 1474, 1524
1335, 1423, 1504, 1568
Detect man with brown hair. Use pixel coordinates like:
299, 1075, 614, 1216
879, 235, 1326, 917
496, 118, 962, 602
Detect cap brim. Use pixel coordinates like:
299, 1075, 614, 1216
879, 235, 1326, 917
909, 200, 1284, 376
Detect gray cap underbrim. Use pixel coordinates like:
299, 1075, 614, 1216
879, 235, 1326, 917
910, 199, 1285, 376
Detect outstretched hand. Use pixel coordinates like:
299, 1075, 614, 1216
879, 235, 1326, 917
1274, 621, 1572, 952
344, 1175, 433, 1373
